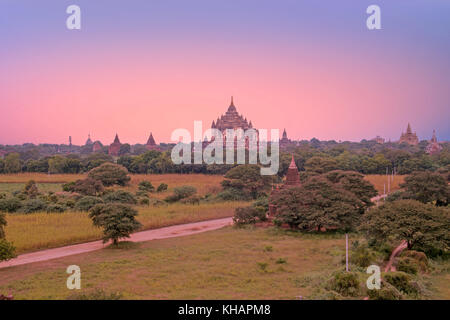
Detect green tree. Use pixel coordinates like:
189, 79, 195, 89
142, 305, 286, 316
0, 212, 16, 262
89, 203, 142, 245
63, 178, 104, 196
4, 153, 21, 173
360, 200, 450, 252
323, 170, 378, 212
271, 176, 363, 231
221, 165, 273, 199
304, 156, 337, 174
88, 163, 131, 186
400, 171, 449, 206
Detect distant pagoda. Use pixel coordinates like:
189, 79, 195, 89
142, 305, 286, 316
268, 154, 301, 216
146, 132, 161, 151
85, 134, 93, 146
108, 134, 121, 156
426, 130, 442, 155
399, 123, 419, 145
212, 97, 254, 131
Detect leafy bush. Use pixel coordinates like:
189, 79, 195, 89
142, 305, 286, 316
156, 183, 168, 192
396, 257, 419, 275
19, 199, 47, 214
63, 178, 104, 196
89, 203, 142, 245
46, 203, 68, 213
252, 197, 269, 221
216, 189, 248, 201
135, 190, 149, 198
367, 281, 403, 300
327, 271, 360, 297
103, 190, 137, 205
75, 196, 104, 211
174, 186, 197, 199
138, 197, 150, 206
383, 272, 419, 296
58, 198, 76, 209
180, 196, 201, 205
233, 206, 265, 226
88, 163, 131, 186
165, 186, 197, 203
351, 246, 377, 268
400, 250, 428, 272
0, 239, 16, 262
0, 198, 22, 213
23, 180, 39, 198
138, 181, 154, 192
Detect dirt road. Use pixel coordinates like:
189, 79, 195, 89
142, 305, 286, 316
0, 217, 233, 269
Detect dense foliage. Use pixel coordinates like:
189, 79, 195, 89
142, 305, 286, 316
361, 200, 450, 254
89, 203, 142, 245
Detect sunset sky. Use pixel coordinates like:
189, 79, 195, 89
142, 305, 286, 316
1, 0, 449, 145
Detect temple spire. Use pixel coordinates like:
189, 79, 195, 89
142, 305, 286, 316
406, 123, 412, 134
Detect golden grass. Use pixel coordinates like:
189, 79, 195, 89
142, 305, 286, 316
0, 173, 84, 183
5, 201, 249, 254
364, 174, 405, 195
0, 173, 224, 198
0, 227, 349, 299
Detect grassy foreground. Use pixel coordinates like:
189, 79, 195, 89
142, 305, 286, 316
0, 227, 349, 299
5, 201, 248, 254
1, 226, 448, 300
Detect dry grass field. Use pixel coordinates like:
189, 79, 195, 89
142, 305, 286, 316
1, 227, 448, 300
5, 201, 248, 254
0, 173, 224, 199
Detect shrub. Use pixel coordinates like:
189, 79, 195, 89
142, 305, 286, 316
0, 239, 16, 262
275, 258, 287, 264
367, 281, 403, 300
138, 197, 150, 206
19, 199, 47, 214
46, 204, 68, 213
216, 189, 248, 201
252, 197, 269, 221
383, 272, 419, 296
103, 190, 137, 205
23, 180, 39, 198
233, 206, 265, 226
396, 257, 419, 275
89, 203, 142, 245
138, 181, 154, 192
327, 271, 360, 297
351, 246, 377, 268
400, 250, 428, 272
63, 178, 104, 196
156, 183, 168, 193
88, 163, 131, 186
75, 196, 104, 211
180, 196, 201, 205
135, 190, 149, 198
173, 186, 197, 199
59, 198, 76, 209
0, 198, 22, 213
165, 186, 197, 203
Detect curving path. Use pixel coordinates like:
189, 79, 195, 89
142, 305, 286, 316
384, 240, 408, 272
0, 217, 233, 269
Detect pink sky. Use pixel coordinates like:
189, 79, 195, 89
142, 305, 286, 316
1, 36, 449, 145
